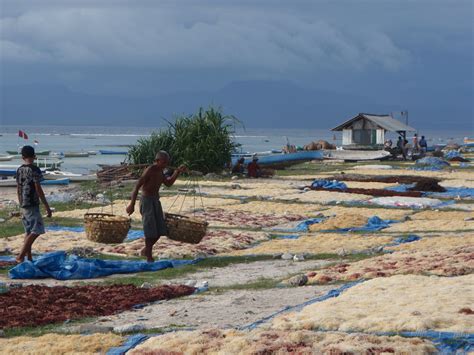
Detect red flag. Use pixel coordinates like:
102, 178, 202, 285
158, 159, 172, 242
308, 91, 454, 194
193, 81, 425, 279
23, 132, 29, 140
18, 130, 24, 138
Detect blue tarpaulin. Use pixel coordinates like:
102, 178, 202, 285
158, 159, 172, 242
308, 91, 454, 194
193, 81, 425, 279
0, 256, 16, 262
387, 184, 474, 199
326, 216, 395, 232
107, 334, 149, 355
47, 226, 144, 241
311, 179, 347, 190
9, 251, 200, 280
444, 151, 461, 160
413, 157, 450, 171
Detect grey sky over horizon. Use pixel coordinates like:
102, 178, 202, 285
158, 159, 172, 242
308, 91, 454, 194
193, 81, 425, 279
0, 0, 472, 128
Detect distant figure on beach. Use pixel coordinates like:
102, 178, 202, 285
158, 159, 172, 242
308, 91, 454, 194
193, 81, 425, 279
126, 151, 186, 262
16, 145, 52, 263
413, 133, 420, 152
247, 156, 261, 178
232, 157, 245, 174
419, 135, 428, 153
402, 139, 409, 160
384, 139, 393, 149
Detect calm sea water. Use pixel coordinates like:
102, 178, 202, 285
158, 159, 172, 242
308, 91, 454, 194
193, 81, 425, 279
0, 125, 471, 173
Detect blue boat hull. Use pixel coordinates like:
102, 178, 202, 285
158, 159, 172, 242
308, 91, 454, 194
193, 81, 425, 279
232, 151, 323, 169
0, 169, 16, 176
41, 178, 70, 185
99, 150, 128, 155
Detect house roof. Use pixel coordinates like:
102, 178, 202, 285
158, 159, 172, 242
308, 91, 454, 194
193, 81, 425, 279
332, 113, 416, 132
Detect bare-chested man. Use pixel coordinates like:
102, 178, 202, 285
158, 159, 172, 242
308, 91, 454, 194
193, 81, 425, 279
126, 151, 186, 262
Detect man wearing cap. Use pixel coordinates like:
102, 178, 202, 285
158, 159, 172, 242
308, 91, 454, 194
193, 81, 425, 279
247, 156, 261, 178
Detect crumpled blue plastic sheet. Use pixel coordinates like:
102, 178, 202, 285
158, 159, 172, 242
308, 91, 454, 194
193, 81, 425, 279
106, 334, 149, 355
387, 184, 474, 199
271, 218, 324, 233
0, 256, 16, 262
274, 234, 300, 239
377, 331, 474, 354
311, 179, 348, 190
416, 157, 451, 167
321, 216, 395, 232
9, 251, 200, 280
444, 150, 461, 159
46, 225, 144, 241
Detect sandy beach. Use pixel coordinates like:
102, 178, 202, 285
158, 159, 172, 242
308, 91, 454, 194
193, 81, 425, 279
1, 157, 473, 354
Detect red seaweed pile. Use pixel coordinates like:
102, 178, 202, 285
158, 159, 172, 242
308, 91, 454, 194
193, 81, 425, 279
0, 284, 194, 329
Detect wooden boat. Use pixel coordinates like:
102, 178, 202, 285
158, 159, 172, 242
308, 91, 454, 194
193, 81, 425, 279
321, 149, 391, 161
99, 150, 128, 155
0, 155, 14, 162
64, 152, 89, 158
43, 171, 96, 182
232, 151, 323, 169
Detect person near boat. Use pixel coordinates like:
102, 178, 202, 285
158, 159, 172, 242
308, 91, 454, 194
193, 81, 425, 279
413, 133, 420, 152
419, 135, 428, 153
15, 145, 52, 263
126, 151, 186, 262
232, 157, 245, 174
247, 156, 261, 178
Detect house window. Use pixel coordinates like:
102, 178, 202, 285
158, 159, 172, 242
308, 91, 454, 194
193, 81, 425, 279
352, 129, 374, 145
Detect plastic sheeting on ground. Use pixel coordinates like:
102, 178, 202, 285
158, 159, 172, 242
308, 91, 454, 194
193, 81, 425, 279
46, 226, 144, 241
311, 179, 348, 190
366, 196, 453, 209
415, 157, 451, 167
0, 256, 16, 262
8, 251, 200, 280
330, 216, 395, 232
387, 184, 474, 199
107, 334, 149, 355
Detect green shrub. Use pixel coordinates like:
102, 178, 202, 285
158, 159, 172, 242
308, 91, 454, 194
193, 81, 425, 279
127, 107, 241, 173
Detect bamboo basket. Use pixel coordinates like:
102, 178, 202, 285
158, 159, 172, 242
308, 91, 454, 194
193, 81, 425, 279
84, 213, 131, 244
165, 213, 208, 244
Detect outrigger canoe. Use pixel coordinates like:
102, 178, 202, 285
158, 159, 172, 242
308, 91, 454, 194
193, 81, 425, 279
232, 151, 323, 169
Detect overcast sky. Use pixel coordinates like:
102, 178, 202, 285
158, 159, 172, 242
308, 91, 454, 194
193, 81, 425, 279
0, 0, 472, 127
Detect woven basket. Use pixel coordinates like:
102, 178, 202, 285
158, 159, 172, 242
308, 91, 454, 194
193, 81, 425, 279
165, 213, 208, 244
84, 213, 131, 244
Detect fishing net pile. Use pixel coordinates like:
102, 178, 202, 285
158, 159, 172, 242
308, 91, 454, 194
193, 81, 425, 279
225, 233, 394, 256
129, 329, 437, 354
305, 244, 473, 284
0, 333, 123, 355
272, 274, 474, 333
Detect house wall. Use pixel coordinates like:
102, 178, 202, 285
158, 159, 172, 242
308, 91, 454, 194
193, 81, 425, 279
342, 129, 352, 145
376, 129, 385, 144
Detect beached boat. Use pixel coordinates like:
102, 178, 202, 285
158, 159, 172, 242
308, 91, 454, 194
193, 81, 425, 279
87, 151, 97, 155
40, 178, 70, 186
7, 150, 50, 156
64, 152, 89, 158
0, 155, 14, 162
0, 169, 16, 176
99, 150, 128, 155
321, 149, 391, 161
0, 177, 66, 187
43, 171, 97, 182
233, 151, 323, 169
34, 159, 63, 169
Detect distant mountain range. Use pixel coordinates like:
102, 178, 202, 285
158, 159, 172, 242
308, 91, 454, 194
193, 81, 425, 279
0, 80, 471, 129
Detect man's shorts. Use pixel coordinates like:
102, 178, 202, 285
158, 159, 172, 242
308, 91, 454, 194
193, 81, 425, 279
140, 196, 167, 240
21, 205, 45, 235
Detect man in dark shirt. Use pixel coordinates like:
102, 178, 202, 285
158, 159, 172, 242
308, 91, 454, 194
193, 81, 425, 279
419, 136, 428, 153
16, 145, 52, 263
